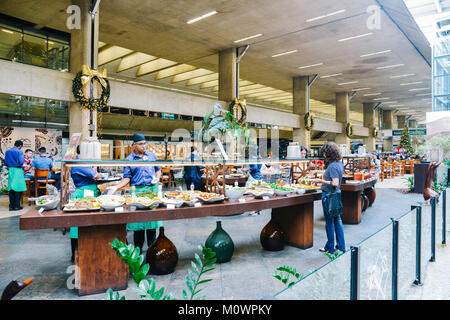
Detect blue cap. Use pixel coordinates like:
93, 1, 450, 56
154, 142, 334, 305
133, 133, 146, 142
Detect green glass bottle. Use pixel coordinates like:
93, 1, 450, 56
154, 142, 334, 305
205, 221, 234, 263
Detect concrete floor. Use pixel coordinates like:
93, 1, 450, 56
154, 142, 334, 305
0, 175, 447, 300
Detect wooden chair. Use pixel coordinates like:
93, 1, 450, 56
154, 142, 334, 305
404, 160, 413, 174
34, 169, 57, 197
161, 167, 174, 188
393, 160, 403, 177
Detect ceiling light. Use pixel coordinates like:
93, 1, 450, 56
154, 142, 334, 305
360, 50, 391, 58
376, 64, 404, 70
234, 33, 263, 43
187, 11, 217, 24
306, 9, 346, 22
48, 41, 54, 45
375, 97, 391, 100
298, 62, 323, 69
416, 93, 431, 96
320, 73, 342, 78
1, 28, 13, 34
408, 88, 430, 91
400, 81, 423, 86
384, 101, 398, 104
338, 33, 373, 42
338, 81, 358, 85
271, 50, 298, 58
352, 87, 371, 91
390, 73, 415, 79
363, 93, 382, 96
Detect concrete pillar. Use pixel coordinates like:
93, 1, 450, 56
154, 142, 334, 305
363, 102, 376, 152
409, 119, 417, 129
218, 48, 237, 104
69, 0, 99, 138
382, 109, 393, 129
292, 76, 310, 149
383, 138, 393, 152
335, 92, 350, 149
397, 115, 406, 129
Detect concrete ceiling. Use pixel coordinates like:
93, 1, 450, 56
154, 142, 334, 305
0, 0, 433, 123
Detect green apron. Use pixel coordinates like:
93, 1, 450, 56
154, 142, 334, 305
69, 184, 99, 239
127, 185, 163, 231
7, 167, 27, 192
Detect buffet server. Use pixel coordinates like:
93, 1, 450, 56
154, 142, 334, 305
68, 146, 102, 262
107, 133, 162, 253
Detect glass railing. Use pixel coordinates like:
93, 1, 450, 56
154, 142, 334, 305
273, 188, 449, 300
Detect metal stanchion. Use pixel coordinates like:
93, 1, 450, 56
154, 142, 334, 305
350, 246, 360, 300
392, 219, 399, 300
431, 197, 436, 262
412, 205, 422, 286
443, 190, 447, 247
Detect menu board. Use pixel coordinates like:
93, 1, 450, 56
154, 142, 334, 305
64, 133, 82, 160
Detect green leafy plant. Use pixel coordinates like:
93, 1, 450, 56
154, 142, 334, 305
182, 245, 217, 300
106, 240, 216, 300
324, 250, 344, 261
0, 185, 7, 195
402, 176, 414, 192
273, 266, 304, 288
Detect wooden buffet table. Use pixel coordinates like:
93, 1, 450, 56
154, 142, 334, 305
20, 191, 321, 296
340, 178, 377, 224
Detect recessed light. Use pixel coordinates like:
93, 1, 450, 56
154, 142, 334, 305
363, 93, 382, 96
352, 87, 371, 91
187, 11, 217, 24
408, 88, 429, 91
400, 81, 423, 86
390, 73, 415, 79
376, 64, 404, 70
234, 33, 263, 43
271, 50, 298, 58
320, 73, 342, 78
298, 63, 323, 69
375, 97, 391, 100
416, 93, 431, 96
360, 50, 391, 58
384, 101, 399, 104
338, 33, 373, 42
1, 28, 13, 34
306, 9, 346, 22
338, 81, 359, 85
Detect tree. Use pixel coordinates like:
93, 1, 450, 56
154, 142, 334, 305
399, 124, 414, 156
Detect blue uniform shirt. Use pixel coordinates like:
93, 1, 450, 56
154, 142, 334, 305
4, 146, 24, 168
183, 154, 203, 183
321, 161, 344, 193
71, 166, 97, 187
123, 150, 160, 186
33, 156, 54, 174
249, 164, 263, 180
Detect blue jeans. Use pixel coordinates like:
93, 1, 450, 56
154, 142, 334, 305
322, 191, 346, 253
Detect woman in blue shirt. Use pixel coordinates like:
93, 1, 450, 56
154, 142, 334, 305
4, 140, 26, 211
69, 147, 102, 261
313, 142, 346, 254
107, 133, 162, 253
183, 147, 203, 191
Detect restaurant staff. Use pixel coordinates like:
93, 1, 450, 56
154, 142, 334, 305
5, 140, 27, 211
183, 147, 203, 191
68, 147, 102, 262
107, 133, 162, 253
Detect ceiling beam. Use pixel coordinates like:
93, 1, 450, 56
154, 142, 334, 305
137, 58, 177, 77
117, 52, 158, 73
171, 69, 214, 83
155, 64, 197, 80
200, 80, 219, 89
186, 73, 218, 86
98, 45, 134, 66
240, 87, 274, 95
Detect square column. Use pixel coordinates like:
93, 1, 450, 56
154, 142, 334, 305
218, 48, 237, 103
69, 0, 99, 138
335, 92, 350, 149
396, 115, 406, 129
292, 76, 310, 149
363, 102, 376, 152
382, 109, 393, 129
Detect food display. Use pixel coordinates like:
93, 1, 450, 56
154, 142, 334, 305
63, 197, 101, 212
127, 196, 161, 209
269, 183, 295, 196
96, 195, 126, 211
225, 185, 246, 202
36, 196, 60, 211
162, 197, 185, 208
196, 192, 225, 203
245, 187, 274, 198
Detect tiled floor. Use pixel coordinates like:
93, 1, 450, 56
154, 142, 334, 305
0, 175, 447, 300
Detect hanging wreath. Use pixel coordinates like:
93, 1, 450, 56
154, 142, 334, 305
304, 112, 314, 131
372, 127, 379, 138
345, 122, 354, 138
229, 98, 247, 127
72, 65, 110, 112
